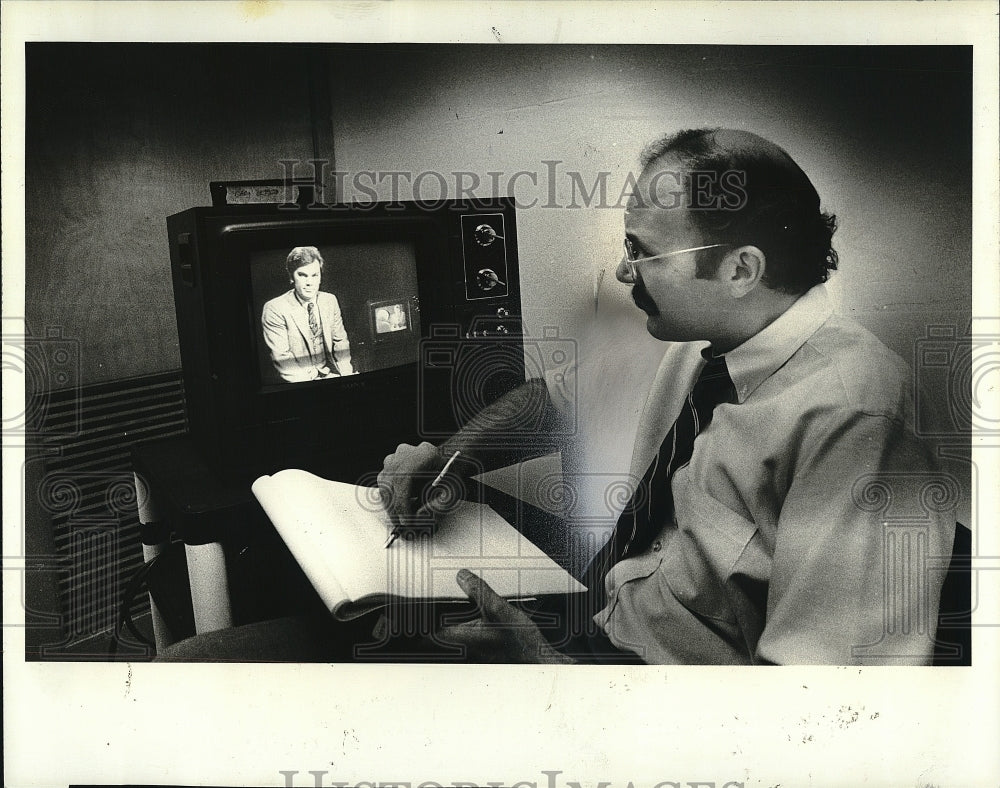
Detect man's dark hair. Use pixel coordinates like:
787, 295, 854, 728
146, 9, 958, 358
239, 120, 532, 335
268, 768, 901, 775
285, 245, 325, 279
641, 128, 838, 295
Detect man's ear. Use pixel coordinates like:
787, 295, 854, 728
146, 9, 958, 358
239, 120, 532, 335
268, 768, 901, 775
722, 245, 766, 297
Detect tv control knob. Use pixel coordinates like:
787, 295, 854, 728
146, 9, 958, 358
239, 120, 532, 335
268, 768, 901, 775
474, 224, 498, 246
477, 268, 506, 291
495, 325, 509, 335
496, 307, 509, 318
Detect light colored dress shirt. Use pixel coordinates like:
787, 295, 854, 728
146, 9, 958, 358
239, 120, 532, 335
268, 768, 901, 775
553, 284, 956, 664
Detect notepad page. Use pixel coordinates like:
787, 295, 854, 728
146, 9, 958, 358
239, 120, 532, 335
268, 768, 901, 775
378, 497, 586, 602
254, 469, 391, 606
251, 471, 353, 611
254, 469, 586, 609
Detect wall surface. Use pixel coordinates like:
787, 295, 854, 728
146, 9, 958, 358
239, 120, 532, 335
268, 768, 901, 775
25, 43, 318, 386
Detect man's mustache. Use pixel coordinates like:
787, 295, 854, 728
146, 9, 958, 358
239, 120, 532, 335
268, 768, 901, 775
631, 278, 658, 315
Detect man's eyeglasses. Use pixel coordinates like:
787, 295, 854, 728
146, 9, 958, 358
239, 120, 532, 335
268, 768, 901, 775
621, 238, 728, 281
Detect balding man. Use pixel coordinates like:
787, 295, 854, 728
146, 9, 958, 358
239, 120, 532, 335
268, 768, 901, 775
379, 128, 955, 665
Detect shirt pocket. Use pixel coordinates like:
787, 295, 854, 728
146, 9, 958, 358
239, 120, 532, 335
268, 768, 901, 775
657, 473, 759, 624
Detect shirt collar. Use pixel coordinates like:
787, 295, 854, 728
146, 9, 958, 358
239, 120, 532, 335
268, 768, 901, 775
723, 283, 834, 403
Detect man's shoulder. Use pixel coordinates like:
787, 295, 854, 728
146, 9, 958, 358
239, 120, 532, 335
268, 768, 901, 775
788, 313, 913, 419
263, 290, 295, 312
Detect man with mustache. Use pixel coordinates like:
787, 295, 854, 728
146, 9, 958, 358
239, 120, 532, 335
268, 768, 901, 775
379, 128, 956, 665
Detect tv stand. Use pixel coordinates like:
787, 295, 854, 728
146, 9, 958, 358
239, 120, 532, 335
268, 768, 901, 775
130, 435, 266, 645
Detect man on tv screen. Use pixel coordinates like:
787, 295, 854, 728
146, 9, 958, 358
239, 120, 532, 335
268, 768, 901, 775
261, 246, 355, 382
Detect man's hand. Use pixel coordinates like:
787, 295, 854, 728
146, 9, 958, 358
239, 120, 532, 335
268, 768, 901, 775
377, 442, 456, 538
436, 569, 575, 664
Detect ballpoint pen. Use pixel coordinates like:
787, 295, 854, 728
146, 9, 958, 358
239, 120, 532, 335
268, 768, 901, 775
383, 450, 461, 548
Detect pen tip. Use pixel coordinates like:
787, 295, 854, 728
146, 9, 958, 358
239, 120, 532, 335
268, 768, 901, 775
383, 532, 398, 549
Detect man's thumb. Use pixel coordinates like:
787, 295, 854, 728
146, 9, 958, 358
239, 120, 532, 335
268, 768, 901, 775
457, 569, 511, 622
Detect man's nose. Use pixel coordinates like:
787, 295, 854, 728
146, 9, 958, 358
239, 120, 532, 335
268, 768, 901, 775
615, 257, 636, 284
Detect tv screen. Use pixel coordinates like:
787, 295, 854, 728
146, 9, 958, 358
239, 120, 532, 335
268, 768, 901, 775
249, 241, 421, 389
370, 298, 412, 337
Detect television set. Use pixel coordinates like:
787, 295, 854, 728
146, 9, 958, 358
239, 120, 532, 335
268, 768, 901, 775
167, 197, 525, 482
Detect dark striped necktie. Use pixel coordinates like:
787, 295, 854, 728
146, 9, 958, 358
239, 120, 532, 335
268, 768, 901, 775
307, 300, 335, 369
584, 353, 736, 608
307, 300, 322, 342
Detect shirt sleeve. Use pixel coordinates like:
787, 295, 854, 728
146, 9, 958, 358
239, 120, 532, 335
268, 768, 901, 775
755, 409, 957, 665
